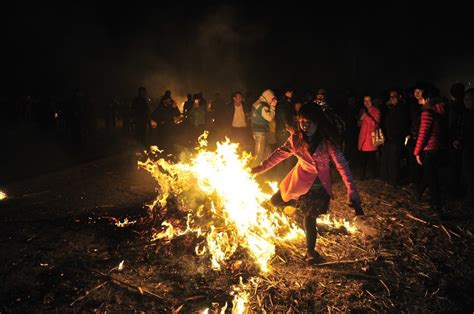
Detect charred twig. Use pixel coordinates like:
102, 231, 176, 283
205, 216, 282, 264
317, 256, 377, 266
70, 281, 109, 306
365, 290, 376, 299
439, 225, 452, 242
85, 267, 169, 304
405, 213, 429, 225
379, 279, 391, 296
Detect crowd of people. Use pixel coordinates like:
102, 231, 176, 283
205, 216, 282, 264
3, 83, 473, 214
3, 80, 473, 263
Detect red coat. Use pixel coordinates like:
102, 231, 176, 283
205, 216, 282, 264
358, 106, 381, 151
253, 135, 359, 202
414, 98, 446, 156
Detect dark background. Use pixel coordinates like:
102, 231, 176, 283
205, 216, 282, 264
2, 2, 473, 101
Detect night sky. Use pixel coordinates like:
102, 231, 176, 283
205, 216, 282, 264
3, 2, 474, 101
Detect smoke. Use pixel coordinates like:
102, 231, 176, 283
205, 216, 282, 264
137, 4, 266, 104
4, 4, 267, 104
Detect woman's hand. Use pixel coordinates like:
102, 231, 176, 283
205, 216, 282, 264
251, 166, 262, 175
416, 155, 422, 165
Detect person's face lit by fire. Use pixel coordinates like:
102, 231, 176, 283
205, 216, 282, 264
298, 116, 317, 137
315, 93, 325, 104
414, 88, 423, 101
363, 96, 373, 109
233, 93, 243, 107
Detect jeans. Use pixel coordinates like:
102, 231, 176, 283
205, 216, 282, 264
252, 131, 269, 166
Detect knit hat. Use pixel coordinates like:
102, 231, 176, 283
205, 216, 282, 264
261, 89, 275, 104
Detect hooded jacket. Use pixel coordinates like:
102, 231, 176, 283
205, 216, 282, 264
252, 134, 359, 203
251, 89, 276, 132
414, 97, 447, 156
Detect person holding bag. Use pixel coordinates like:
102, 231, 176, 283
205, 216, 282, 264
358, 94, 382, 180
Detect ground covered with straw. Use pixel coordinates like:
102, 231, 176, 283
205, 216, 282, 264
1, 153, 473, 312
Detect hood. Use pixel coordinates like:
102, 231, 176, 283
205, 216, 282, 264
261, 89, 275, 104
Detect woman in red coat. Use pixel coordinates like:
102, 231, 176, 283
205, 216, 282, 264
414, 88, 447, 212
252, 104, 363, 264
358, 95, 381, 180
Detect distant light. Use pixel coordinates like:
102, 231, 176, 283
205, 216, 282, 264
0, 191, 6, 200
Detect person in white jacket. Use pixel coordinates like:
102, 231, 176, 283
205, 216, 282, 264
251, 89, 277, 166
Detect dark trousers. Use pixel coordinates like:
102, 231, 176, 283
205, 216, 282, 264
270, 187, 329, 254
134, 123, 148, 147
407, 138, 422, 185
417, 150, 443, 209
380, 141, 402, 186
448, 148, 464, 198
359, 150, 377, 180
463, 148, 474, 207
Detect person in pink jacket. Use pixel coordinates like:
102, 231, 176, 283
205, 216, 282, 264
358, 95, 381, 180
252, 104, 363, 264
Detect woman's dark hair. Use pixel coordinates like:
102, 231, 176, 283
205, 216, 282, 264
293, 104, 342, 151
422, 86, 440, 100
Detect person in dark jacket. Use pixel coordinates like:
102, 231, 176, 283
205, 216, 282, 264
276, 87, 294, 145
150, 93, 181, 153
447, 82, 466, 198
462, 88, 474, 209
414, 88, 447, 213
219, 91, 251, 151
130, 87, 151, 147
380, 89, 409, 186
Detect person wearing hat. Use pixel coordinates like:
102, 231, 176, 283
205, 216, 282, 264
251, 89, 277, 166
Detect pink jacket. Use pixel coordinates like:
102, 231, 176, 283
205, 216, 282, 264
358, 106, 381, 151
253, 135, 360, 202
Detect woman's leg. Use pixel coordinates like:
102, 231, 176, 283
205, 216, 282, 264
304, 214, 317, 255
